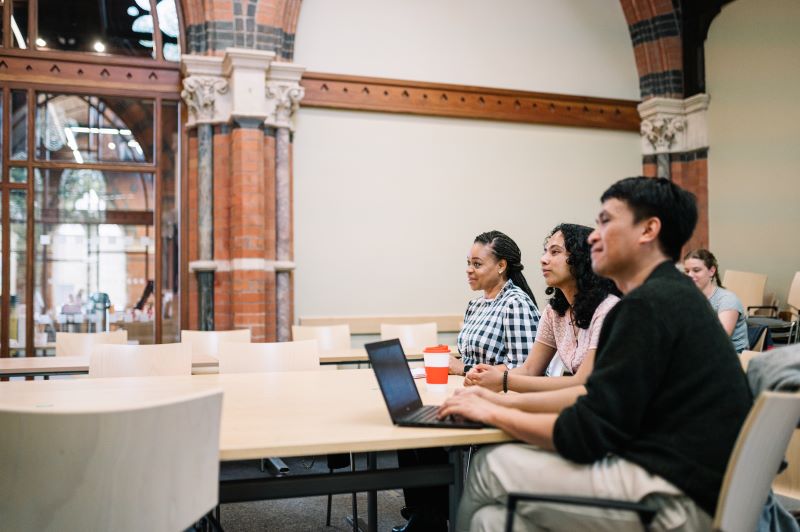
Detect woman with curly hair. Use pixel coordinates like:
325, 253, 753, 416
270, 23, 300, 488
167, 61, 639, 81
465, 223, 619, 397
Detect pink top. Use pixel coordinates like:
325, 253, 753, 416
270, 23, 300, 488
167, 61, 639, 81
534, 294, 620, 374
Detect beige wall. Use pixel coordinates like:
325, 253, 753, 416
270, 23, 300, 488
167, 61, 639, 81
292, 0, 641, 318
706, 0, 800, 306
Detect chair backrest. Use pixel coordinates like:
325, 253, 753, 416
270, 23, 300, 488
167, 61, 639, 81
55, 330, 128, 357
713, 391, 800, 532
722, 270, 767, 315
217, 339, 320, 374
89, 343, 192, 378
181, 329, 251, 359
0, 389, 223, 532
380, 322, 438, 353
787, 272, 800, 312
291, 324, 350, 353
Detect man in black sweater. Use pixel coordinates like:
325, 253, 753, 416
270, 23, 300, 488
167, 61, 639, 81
439, 177, 752, 531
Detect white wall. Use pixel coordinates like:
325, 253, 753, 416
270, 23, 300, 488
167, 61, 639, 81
292, 0, 641, 318
706, 0, 800, 306
294, 0, 640, 100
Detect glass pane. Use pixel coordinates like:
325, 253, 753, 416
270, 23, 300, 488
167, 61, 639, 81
11, 90, 27, 160
9, 166, 26, 183
158, 0, 180, 62
10, 189, 27, 355
34, 169, 155, 344
36, 93, 154, 164
10, 0, 28, 49
37, 0, 154, 57
161, 101, 179, 342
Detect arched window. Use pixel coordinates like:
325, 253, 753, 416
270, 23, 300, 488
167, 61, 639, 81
0, 0, 183, 355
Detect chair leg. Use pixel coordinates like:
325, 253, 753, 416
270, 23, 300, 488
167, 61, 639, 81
351, 453, 358, 532
326, 468, 334, 526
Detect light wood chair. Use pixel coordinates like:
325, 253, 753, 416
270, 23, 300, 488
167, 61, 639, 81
55, 330, 128, 357
0, 388, 224, 532
380, 322, 438, 353
292, 324, 350, 353
89, 343, 192, 378
722, 270, 768, 317
181, 328, 252, 359
504, 391, 800, 532
217, 339, 320, 374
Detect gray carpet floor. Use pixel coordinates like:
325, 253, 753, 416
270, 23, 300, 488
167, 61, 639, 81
219, 454, 408, 532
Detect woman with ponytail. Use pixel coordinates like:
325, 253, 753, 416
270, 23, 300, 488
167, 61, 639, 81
392, 230, 539, 532
684, 249, 749, 353
451, 230, 541, 376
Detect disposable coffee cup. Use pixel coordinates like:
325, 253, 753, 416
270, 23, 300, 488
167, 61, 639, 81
423, 345, 450, 393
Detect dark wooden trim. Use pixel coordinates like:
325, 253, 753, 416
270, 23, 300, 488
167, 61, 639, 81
29, 0, 36, 52
36, 208, 154, 226
0, 52, 181, 94
179, 101, 188, 334
150, 0, 163, 64
3, 0, 10, 49
0, 88, 7, 357
300, 72, 641, 132
154, 95, 162, 343
25, 89, 33, 355
0, 47, 180, 69
23, 160, 157, 172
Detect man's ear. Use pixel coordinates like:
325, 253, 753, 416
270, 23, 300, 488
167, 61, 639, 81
638, 216, 662, 246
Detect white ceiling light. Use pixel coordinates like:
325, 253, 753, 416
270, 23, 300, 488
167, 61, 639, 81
35, 38, 46, 47
93, 41, 106, 53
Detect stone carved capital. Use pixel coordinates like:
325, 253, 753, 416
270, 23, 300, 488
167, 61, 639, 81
637, 94, 709, 155
640, 116, 686, 151
265, 82, 305, 129
181, 76, 229, 125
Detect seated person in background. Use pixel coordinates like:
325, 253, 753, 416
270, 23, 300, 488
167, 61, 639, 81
449, 230, 540, 375
684, 248, 750, 353
393, 230, 539, 532
439, 177, 752, 532
465, 223, 619, 408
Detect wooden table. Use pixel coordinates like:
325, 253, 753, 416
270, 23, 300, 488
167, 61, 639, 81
0, 371, 508, 531
0, 353, 220, 378
0, 345, 446, 376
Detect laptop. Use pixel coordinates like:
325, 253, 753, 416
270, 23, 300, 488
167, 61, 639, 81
365, 339, 487, 429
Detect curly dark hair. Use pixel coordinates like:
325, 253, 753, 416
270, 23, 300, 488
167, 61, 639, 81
545, 223, 620, 329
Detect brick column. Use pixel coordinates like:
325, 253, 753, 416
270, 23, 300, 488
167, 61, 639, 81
265, 63, 305, 342
638, 94, 710, 251
181, 57, 231, 330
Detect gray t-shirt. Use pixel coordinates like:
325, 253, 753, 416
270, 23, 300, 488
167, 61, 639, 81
708, 287, 749, 352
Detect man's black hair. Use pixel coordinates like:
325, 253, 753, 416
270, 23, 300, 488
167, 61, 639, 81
600, 177, 697, 262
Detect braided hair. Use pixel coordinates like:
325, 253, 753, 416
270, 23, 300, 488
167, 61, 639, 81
474, 230, 537, 307
544, 224, 620, 329
683, 249, 724, 287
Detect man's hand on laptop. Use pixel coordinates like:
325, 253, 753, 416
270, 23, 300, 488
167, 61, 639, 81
437, 386, 507, 424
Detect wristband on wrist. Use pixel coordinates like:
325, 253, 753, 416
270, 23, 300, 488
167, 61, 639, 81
463, 364, 473, 376
503, 369, 509, 393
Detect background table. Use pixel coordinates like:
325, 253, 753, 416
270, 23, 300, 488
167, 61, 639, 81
0, 370, 509, 531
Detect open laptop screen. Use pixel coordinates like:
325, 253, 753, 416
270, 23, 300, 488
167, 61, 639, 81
366, 339, 423, 420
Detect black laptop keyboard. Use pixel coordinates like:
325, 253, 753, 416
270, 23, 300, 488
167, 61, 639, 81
403, 405, 441, 423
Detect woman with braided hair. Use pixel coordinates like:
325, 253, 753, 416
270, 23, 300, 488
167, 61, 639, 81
449, 230, 541, 376
464, 224, 620, 400
393, 230, 540, 532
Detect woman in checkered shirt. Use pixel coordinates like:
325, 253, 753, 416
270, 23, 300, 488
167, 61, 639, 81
450, 230, 541, 376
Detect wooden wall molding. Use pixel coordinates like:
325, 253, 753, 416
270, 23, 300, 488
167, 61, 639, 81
301, 72, 640, 132
0, 51, 181, 94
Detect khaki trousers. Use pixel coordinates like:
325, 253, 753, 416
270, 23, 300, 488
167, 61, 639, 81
456, 444, 712, 532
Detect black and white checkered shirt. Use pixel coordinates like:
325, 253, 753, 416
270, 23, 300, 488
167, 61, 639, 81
457, 280, 540, 369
